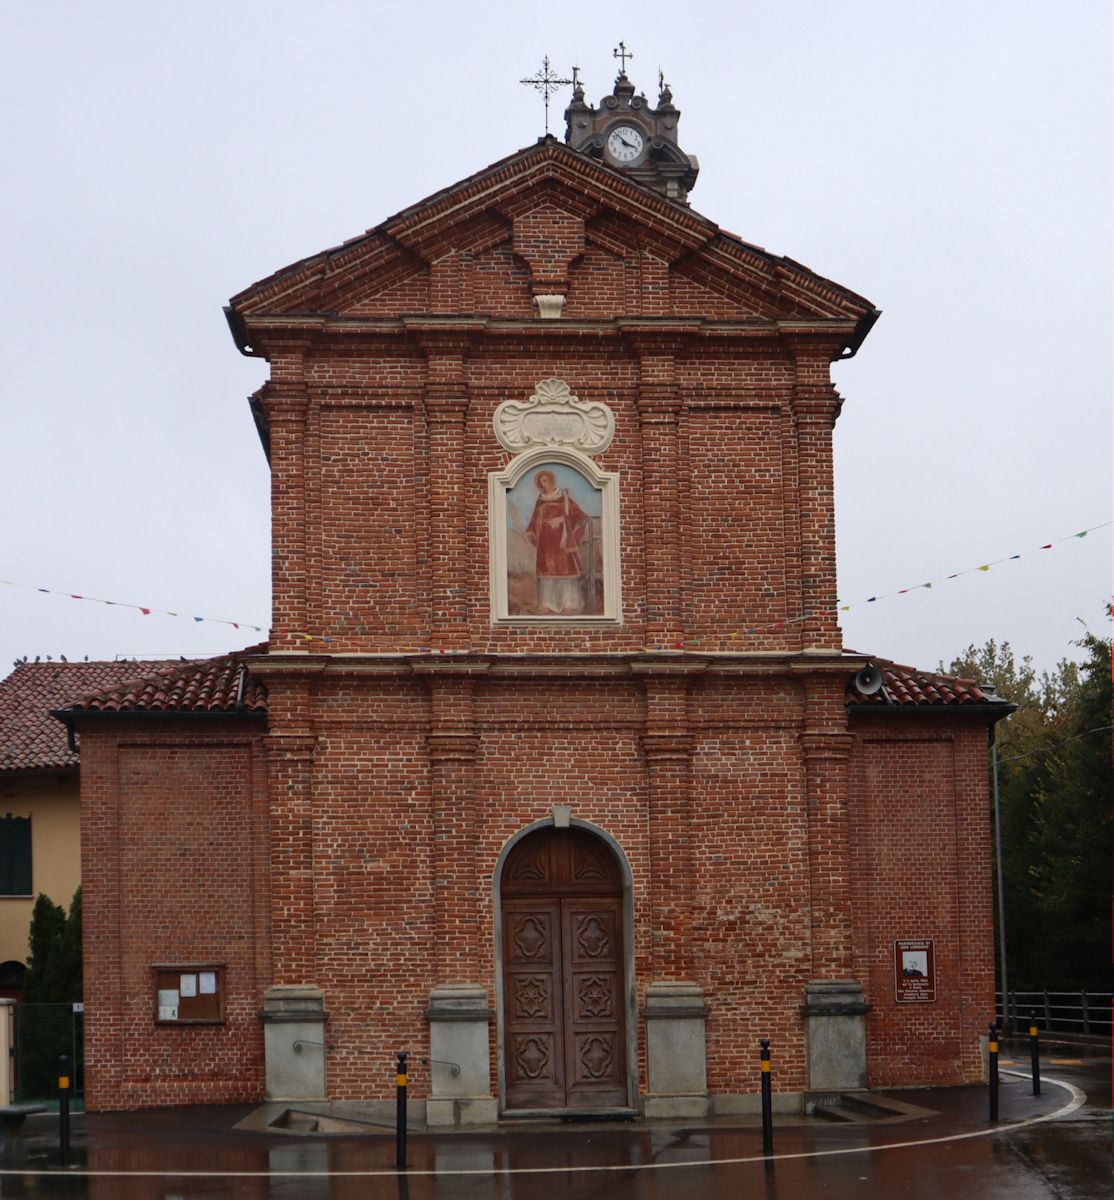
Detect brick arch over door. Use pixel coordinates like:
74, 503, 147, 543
497, 824, 631, 1112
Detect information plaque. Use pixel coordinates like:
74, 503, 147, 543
894, 938, 936, 1003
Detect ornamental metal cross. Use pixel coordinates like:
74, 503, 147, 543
613, 41, 633, 75
520, 56, 573, 136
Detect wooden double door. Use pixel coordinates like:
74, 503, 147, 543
501, 828, 628, 1112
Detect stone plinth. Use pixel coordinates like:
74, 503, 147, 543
801, 980, 869, 1093
425, 985, 497, 1126
260, 985, 329, 1101
643, 981, 709, 1117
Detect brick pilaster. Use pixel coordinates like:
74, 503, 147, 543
787, 340, 842, 651
420, 340, 472, 650
640, 669, 697, 979
635, 347, 685, 646
422, 668, 482, 982
264, 723, 317, 984
799, 673, 854, 978
261, 354, 310, 650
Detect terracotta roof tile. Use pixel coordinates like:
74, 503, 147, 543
0, 660, 180, 771
847, 662, 1004, 708
61, 655, 268, 716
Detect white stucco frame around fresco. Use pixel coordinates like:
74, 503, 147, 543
488, 444, 622, 625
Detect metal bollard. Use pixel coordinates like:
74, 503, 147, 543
1028, 1013, 1041, 1096
759, 1039, 773, 1157
395, 1050, 408, 1171
987, 1021, 999, 1122
58, 1054, 71, 1167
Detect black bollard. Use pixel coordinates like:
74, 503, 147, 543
987, 1021, 999, 1122
58, 1054, 71, 1167
759, 1038, 773, 1157
1028, 1013, 1041, 1096
395, 1050, 408, 1171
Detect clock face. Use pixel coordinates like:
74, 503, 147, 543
606, 124, 644, 163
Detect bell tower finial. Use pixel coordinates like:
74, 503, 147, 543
565, 49, 699, 203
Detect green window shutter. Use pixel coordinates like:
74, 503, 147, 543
0, 816, 31, 896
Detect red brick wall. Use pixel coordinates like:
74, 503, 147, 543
80, 720, 269, 1110
848, 715, 995, 1086
690, 678, 811, 1092
267, 342, 830, 655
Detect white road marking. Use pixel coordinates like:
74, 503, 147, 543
0, 1071, 1086, 1180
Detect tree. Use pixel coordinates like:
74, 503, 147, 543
22, 894, 66, 1004
17, 889, 83, 1101
1019, 632, 1111, 989
944, 623, 1111, 993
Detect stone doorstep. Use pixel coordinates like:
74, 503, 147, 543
500, 1106, 640, 1123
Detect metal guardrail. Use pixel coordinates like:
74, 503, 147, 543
996, 990, 1112, 1036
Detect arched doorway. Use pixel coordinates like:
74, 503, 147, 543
499, 825, 629, 1111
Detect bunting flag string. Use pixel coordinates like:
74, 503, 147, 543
833, 521, 1109, 615
0, 577, 263, 634
2, 519, 1108, 653
657, 520, 1111, 650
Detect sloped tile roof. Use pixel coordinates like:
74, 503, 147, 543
0, 660, 179, 771
60, 655, 268, 715
847, 662, 1003, 708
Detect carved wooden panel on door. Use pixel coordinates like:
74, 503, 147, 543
503, 900, 565, 1109
501, 828, 627, 1111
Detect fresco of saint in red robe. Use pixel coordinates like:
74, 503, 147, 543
506, 465, 604, 616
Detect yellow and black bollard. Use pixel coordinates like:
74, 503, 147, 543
1028, 1013, 1041, 1096
58, 1054, 71, 1167
987, 1021, 999, 1122
395, 1050, 409, 1171
759, 1039, 773, 1157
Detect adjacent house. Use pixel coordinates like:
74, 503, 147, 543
0, 660, 176, 994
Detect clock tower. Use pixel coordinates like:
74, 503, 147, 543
565, 62, 699, 202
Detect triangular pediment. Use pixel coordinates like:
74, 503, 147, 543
228, 139, 876, 333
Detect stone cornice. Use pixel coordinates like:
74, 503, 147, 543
245, 651, 867, 682
240, 314, 861, 349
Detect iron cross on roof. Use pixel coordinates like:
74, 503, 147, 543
613, 41, 633, 75
519, 56, 574, 136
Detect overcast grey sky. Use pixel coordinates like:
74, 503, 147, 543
2, 1, 1109, 679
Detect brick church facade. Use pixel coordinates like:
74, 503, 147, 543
60, 70, 1010, 1118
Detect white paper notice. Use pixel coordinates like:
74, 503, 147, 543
199, 972, 217, 995
158, 989, 179, 1007
158, 1005, 178, 1020
179, 974, 198, 997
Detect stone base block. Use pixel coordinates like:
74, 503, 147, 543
425, 985, 495, 1127
643, 981, 710, 1118
801, 980, 869, 1093
260, 985, 329, 1102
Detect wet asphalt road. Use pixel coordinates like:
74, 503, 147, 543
1, 1049, 1108, 1198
